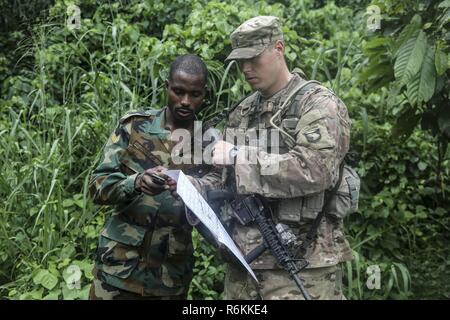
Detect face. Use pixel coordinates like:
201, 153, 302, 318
166, 70, 206, 122
237, 41, 284, 95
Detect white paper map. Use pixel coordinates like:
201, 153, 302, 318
166, 170, 257, 281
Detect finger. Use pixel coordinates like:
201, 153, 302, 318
144, 167, 156, 175
140, 185, 156, 196
166, 181, 177, 190
158, 173, 170, 181
148, 168, 169, 181
142, 175, 165, 190
166, 179, 177, 186
154, 166, 168, 174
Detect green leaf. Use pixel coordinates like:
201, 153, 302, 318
30, 207, 39, 216
8, 289, 17, 297
32, 269, 46, 285
394, 30, 427, 86
435, 49, 448, 76
74, 260, 94, 280
43, 289, 61, 300
406, 73, 420, 105
406, 46, 436, 105
439, 0, 450, 8
418, 162, 427, 171
63, 264, 82, 288
120, 82, 133, 97
40, 272, 59, 290
418, 46, 436, 102
60, 244, 76, 259
19, 288, 44, 300
395, 15, 422, 51
74, 198, 85, 208
62, 199, 74, 207
439, 8, 450, 28
62, 286, 79, 300
33, 269, 59, 290
62, 284, 90, 300
363, 37, 390, 52
73, 193, 83, 200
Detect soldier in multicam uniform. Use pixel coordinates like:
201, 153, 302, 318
208, 16, 360, 300
88, 54, 220, 300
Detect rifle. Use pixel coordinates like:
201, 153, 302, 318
208, 190, 311, 300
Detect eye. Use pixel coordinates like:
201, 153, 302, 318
191, 92, 202, 98
173, 89, 184, 95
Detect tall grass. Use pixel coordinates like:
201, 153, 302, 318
0, 10, 239, 298
2, 0, 446, 300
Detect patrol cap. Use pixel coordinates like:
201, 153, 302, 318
226, 16, 284, 61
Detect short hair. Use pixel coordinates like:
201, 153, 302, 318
168, 54, 208, 85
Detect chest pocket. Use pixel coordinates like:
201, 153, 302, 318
119, 139, 165, 174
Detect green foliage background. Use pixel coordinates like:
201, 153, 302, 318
0, 0, 448, 299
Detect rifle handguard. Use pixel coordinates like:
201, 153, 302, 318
245, 243, 267, 264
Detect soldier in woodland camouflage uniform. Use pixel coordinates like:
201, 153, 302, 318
209, 16, 360, 300
88, 54, 220, 300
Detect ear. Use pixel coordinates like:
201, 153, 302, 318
274, 40, 285, 56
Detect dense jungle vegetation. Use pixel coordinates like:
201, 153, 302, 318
0, 0, 448, 299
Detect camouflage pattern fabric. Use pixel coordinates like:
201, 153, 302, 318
203, 71, 357, 299
224, 263, 345, 300
89, 277, 187, 300
89, 107, 216, 298
226, 16, 283, 61
223, 72, 355, 268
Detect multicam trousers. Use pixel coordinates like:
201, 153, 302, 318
224, 263, 346, 300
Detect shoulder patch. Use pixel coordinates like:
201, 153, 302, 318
119, 109, 161, 124
303, 127, 321, 143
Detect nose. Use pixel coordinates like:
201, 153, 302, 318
180, 94, 190, 107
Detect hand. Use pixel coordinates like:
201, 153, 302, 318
135, 166, 171, 196
166, 177, 180, 200
212, 140, 236, 166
